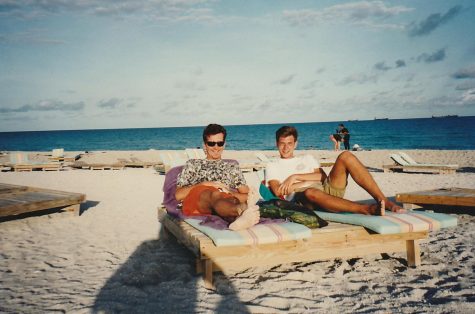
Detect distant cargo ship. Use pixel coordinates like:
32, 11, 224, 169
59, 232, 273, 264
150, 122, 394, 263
431, 115, 459, 118
374, 117, 389, 120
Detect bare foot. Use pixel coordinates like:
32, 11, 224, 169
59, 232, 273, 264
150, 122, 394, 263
229, 206, 260, 231
386, 201, 406, 213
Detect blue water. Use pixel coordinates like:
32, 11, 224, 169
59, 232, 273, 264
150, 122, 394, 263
1, 116, 474, 151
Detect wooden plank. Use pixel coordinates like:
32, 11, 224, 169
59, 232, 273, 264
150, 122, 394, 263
397, 188, 475, 207
204, 259, 214, 290
406, 240, 421, 267
382, 164, 456, 174
0, 186, 85, 218
0, 183, 28, 194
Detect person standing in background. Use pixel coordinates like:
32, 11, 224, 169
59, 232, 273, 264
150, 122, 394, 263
341, 125, 350, 150
329, 124, 349, 151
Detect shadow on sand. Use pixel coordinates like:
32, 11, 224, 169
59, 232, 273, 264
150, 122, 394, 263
92, 227, 250, 313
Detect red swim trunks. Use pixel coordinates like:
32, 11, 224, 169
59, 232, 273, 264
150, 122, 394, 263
182, 185, 234, 216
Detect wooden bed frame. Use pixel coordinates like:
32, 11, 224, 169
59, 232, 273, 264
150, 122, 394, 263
158, 208, 428, 289
382, 164, 457, 174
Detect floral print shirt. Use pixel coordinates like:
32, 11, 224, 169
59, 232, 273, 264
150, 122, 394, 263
176, 159, 246, 189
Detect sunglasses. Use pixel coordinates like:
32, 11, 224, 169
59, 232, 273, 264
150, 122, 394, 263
206, 141, 225, 147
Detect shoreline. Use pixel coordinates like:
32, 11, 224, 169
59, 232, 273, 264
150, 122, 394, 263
0, 149, 474, 312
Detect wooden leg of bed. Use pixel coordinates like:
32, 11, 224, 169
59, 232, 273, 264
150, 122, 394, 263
406, 240, 421, 267
64, 204, 80, 216
204, 259, 214, 290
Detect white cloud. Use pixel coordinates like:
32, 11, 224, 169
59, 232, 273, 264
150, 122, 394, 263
339, 73, 379, 85
283, 1, 412, 28
0, 0, 219, 24
274, 74, 296, 85
0, 100, 85, 113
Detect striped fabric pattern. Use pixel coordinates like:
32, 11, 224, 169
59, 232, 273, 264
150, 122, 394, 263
315, 210, 457, 234
184, 218, 311, 247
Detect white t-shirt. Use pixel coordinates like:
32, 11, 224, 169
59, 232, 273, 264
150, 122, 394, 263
265, 155, 320, 200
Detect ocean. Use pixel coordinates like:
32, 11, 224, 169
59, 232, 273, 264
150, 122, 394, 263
1, 116, 474, 151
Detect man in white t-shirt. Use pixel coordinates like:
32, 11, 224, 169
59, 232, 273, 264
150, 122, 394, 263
266, 126, 403, 215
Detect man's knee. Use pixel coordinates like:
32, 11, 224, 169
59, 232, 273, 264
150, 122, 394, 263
337, 151, 355, 163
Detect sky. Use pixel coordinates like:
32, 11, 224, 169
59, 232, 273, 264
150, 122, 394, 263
1, 0, 475, 132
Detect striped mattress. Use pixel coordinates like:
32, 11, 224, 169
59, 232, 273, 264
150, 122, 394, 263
184, 218, 312, 247
315, 210, 457, 234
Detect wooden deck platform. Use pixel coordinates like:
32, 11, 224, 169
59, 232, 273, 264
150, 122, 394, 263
158, 209, 427, 289
396, 187, 475, 209
0, 183, 86, 218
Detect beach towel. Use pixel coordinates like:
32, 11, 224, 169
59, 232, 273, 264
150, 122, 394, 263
315, 210, 457, 234
185, 218, 311, 247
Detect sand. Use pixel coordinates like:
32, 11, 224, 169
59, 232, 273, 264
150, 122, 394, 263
0, 150, 474, 313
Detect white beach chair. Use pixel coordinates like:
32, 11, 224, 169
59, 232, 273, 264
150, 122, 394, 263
185, 148, 206, 159
157, 151, 188, 173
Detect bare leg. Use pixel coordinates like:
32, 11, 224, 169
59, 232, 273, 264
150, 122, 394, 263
303, 188, 385, 215
208, 191, 242, 219
330, 135, 339, 151
327, 151, 402, 212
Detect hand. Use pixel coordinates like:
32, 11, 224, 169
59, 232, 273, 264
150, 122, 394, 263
278, 175, 297, 196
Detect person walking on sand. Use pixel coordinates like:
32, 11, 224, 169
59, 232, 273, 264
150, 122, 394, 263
266, 126, 403, 215
175, 123, 260, 230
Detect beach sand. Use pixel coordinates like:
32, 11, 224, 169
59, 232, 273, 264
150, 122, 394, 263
0, 150, 474, 313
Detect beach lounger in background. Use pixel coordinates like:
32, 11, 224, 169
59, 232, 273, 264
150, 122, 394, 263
48, 148, 81, 163
156, 151, 188, 174
383, 153, 458, 174
255, 152, 271, 163
396, 187, 475, 210
7, 152, 61, 172
157, 166, 446, 289
0, 183, 86, 218
185, 148, 206, 159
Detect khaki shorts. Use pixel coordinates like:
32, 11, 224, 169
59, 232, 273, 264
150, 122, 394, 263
294, 178, 346, 199
293, 178, 346, 211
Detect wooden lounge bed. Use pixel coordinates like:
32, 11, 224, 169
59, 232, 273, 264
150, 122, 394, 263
396, 187, 475, 210
6, 152, 62, 172
10, 163, 61, 172
382, 164, 457, 174
72, 161, 125, 170
383, 153, 458, 174
0, 183, 86, 218
158, 208, 427, 289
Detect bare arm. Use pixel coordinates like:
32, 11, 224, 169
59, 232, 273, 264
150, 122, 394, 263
270, 168, 327, 197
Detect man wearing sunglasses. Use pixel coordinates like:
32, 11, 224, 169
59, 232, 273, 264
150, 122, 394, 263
266, 126, 404, 215
175, 124, 260, 230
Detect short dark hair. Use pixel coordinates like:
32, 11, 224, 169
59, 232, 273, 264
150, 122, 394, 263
203, 123, 227, 142
276, 126, 298, 142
